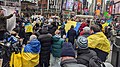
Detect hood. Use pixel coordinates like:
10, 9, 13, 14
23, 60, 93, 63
61, 59, 77, 66
24, 39, 41, 53
29, 39, 40, 47
52, 35, 61, 42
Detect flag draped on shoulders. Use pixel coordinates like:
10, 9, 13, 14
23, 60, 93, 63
87, 32, 110, 53
10, 39, 41, 67
25, 23, 33, 33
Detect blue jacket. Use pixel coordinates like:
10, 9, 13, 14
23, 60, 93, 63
24, 39, 41, 53
52, 35, 64, 57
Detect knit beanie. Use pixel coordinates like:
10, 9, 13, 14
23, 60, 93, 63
61, 42, 75, 57
76, 36, 88, 49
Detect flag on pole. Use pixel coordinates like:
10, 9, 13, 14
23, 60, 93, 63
104, 11, 111, 19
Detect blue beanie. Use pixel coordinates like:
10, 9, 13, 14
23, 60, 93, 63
61, 42, 75, 57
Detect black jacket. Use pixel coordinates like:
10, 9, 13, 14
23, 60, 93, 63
38, 30, 53, 62
77, 49, 97, 66
48, 23, 58, 36
59, 27, 66, 38
61, 59, 87, 67
67, 28, 76, 44
0, 14, 13, 31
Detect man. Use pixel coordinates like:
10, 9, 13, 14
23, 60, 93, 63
0, 6, 14, 67
67, 25, 76, 45
0, 6, 14, 40
80, 26, 90, 38
87, 25, 110, 62
61, 42, 87, 67
38, 25, 53, 67
76, 36, 98, 66
50, 30, 64, 67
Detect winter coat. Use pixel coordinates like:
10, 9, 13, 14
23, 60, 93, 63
61, 59, 87, 67
19, 26, 25, 38
77, 49, 97, 66
48, 25, 58, 36
52, 35, 64, 58
0, 14, 13, 31
59, 27, 66, 38
79, 22, 88, 31
67, 28, 76, 45
38, 30, 52, 62
87, 32, 110, 53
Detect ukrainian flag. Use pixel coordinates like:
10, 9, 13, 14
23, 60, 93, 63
65, 21, 81, 33
25, 23, 33, 33
10, 39, 41, 67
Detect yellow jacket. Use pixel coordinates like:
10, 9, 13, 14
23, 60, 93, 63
87, 32, 110, 53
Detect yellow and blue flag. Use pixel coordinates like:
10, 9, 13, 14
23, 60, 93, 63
10, 39, 41, 67
25, 23, 33, 33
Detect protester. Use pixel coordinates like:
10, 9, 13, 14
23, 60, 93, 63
79, 20, 88, 32
48, 22, 58, 36
87, 25, 111, 62
61, 42, 87, 67
38, 25, 53, 67
50, 30, 64, 67
0, 6, 14, 40
80, 26, 90, 37
67, 25, 76, 45
24, 19, 33, 44
59, 25, 66, 38
10, 34, 41, 67
76, 36, 99, 66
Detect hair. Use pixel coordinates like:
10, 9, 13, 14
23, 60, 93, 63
55, 30, 60, 35
90, 25, 101, 32
71, 25, 74, 29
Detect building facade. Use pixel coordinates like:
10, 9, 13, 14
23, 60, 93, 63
21, 1, 39, 17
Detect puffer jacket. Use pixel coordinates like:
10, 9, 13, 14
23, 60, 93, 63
61, 59, 87, 67
38, 30, 53, 62
0, 14, 13, 31
52, 35, 64, 58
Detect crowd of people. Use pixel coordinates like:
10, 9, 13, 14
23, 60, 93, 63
0, 6, 120, 67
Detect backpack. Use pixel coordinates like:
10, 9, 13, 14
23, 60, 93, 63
79, 51, 105, 67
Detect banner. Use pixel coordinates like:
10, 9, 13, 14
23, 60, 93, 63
95, 9, 100, 16
104, 11, 111, 19
66, 0, 74, 11
109, 6, 113, 14
74, 1, 78, 10
78, 2, 81, 12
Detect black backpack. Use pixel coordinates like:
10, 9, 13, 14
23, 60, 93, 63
79, 51, 105, 67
